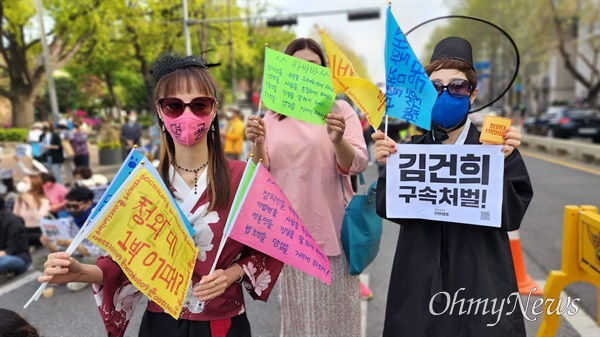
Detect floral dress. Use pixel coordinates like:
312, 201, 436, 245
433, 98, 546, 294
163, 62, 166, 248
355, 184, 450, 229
92, 160, 283, 337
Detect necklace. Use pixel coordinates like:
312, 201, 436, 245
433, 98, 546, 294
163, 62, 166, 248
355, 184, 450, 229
172, 159, 209, 194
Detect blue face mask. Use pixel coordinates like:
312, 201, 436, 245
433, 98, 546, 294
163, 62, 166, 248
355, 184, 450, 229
431, 91, 470, 130
70, 206, 92, 228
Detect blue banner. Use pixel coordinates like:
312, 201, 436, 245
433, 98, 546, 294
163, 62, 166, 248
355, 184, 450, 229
384, 7, 438, 131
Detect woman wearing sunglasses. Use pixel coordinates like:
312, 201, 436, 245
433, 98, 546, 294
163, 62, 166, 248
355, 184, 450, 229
39, 55, 283, 337
372, 37, 533, 336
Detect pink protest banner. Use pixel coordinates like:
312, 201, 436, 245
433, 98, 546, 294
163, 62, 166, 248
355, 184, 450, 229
229, 163, 331, 285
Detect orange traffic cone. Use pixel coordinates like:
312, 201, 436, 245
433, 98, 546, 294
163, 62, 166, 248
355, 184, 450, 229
508, 230, 543, 296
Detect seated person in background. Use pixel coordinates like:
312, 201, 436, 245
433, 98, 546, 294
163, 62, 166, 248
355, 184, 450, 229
40, 186, 101, 256
0, 169, 19, 211
13, 174, 50, 249
0, 197, 32, 284
72, 166, 108, 188
39, 186, 103, 291
40, 172, 69, 218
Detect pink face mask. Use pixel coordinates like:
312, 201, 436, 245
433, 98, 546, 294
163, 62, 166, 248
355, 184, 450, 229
162, 112, 212, 146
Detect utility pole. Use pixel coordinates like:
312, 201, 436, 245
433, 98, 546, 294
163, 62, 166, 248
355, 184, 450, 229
182, 0, 192, 56
34, 0, 60, 123
227, 0, 238, 104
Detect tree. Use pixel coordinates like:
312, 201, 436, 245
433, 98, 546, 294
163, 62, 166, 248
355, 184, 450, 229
0, 0, 118, 127
233, 0, 296, 108
427, 0, 600, 110
549, 0, 600, 107
419, 1, 559, 113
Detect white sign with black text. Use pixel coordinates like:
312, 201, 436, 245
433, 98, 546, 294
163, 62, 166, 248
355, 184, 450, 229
386, 144, 504, 228
39, 218, 74, 243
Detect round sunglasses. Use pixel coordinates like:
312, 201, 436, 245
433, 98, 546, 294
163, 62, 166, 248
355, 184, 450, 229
431, 79, 472, 97
157, 96, 217, 118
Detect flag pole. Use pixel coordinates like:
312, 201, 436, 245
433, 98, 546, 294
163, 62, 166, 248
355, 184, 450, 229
253, 44, 268, 148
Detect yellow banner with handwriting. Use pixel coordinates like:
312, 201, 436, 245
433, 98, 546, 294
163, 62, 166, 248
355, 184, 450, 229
88, 168, 198, 319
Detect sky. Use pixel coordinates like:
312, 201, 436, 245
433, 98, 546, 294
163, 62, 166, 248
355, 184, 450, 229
260, 0, 453, 84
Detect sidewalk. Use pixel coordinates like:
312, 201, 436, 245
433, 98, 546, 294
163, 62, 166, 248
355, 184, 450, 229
0, 143, 123, 183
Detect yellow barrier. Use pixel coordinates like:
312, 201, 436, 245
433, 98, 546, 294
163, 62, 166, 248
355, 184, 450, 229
537, 205, 600, 336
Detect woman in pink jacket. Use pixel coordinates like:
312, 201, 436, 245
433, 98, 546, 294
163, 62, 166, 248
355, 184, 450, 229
246, 37, 368, 337
13, 174, 50, 249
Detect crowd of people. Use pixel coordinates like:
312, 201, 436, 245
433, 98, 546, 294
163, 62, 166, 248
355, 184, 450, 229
0, 34, 533, 337
0, 116, 109, 287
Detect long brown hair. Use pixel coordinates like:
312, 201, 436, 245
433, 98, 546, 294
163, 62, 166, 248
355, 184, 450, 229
273, 37, 328, 121
153, 66, 230, 211
24, 174, 46, 208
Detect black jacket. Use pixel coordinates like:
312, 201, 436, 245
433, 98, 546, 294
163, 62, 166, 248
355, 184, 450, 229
0, 209, 32, 263
377, 124, 533, 337
39, 132, 64, 164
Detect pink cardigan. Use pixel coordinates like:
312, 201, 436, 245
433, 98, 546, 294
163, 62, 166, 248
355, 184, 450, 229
13, 196, 50, 228
263, 100, 368, 256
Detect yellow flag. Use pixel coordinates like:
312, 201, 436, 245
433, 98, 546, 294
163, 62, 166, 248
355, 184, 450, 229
88, 167, 198, 319
319, 30, 385, 129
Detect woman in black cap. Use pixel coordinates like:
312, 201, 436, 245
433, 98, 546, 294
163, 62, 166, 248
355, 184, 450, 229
372, 36, 533, 336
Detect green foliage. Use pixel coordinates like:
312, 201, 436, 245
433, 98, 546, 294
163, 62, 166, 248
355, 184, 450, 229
551, 100, 569, 106
96, 141, 122, 150
96, 123, 121, 149
1, 0, 124, 127
0, 128, 28, 142
136, 114, 155, 129
41, 75, 78, 113
114, 70, 148, 111
5, 0, 386, 124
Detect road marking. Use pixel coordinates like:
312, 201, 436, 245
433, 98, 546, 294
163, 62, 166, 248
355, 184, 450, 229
0, 271, 43, 297
536, 280, 599, 336
360, 274, 369, 337
520, 150, 600, 176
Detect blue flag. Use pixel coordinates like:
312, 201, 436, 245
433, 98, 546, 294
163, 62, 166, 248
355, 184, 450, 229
90, 149, 145, 219
385, 7, 438, 131
90, 149, 194, 236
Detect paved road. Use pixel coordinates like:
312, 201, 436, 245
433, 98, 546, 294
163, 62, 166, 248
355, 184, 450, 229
1, 144, 599, 337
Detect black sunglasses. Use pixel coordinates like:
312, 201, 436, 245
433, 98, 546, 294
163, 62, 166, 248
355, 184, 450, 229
157, 96, 217, 118
431, 79, 472, 97
64, 202, 85, 210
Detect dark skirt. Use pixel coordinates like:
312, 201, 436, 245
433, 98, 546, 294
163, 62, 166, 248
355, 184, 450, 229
138, 311, 251, 337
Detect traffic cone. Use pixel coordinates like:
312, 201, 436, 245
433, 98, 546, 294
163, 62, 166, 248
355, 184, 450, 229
508, 230, 543, 296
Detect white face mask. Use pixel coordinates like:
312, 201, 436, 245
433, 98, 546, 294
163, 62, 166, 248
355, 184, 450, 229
16, 181, 31, 194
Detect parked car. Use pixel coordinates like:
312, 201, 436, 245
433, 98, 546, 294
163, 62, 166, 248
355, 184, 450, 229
523, 106, 600, 143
